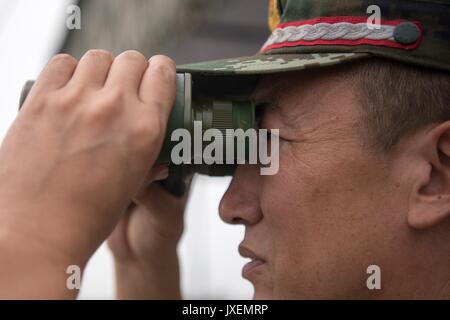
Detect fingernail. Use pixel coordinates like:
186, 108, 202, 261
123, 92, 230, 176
154, 166, 169, 181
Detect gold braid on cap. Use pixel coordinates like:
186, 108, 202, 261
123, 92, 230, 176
268, 0, 281, 32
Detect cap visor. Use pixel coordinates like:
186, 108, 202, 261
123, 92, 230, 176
177, 52, 369, 76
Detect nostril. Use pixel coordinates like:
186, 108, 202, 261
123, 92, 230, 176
219, 189, 262, 225
231, 217, 245, 225
219, 197, 245, 225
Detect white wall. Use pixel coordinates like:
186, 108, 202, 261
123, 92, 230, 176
0, 0, 252, 299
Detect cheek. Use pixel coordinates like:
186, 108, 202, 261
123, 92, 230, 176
260, 142, 337, 234
258, 141, 393, 297
259, 144, 328, 295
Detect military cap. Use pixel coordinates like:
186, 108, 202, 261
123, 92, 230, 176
178, 0, 450, 75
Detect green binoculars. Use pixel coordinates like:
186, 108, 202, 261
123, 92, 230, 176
19, 73, 258, 197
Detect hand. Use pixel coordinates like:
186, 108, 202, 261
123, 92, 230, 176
0, 51, 176, 298
108, 165, 190, 299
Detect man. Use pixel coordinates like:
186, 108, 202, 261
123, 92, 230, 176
0, 0, 449, 299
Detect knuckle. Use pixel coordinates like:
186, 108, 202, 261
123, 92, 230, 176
147, 96, 167, 111
82, 107, 110, 125
131, 122, 151, 142
131, 118, 164, 149
149, 117, 166, 139
57, 86, 85, 110
82, 100, 121, 125
28, 87, 78, 115
107, 85, 127, 104
24, 92, 50, 114
98, 97, 122, 114
91, 91, 125, 118
149, 118, 167, 145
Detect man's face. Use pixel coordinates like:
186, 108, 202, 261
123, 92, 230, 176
219, 68, 411, 299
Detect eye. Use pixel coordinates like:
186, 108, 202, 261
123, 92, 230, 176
255, 102, 276, 129
255, 102, 269, 128
268, 127, 293, 144
254, 102, 293, 142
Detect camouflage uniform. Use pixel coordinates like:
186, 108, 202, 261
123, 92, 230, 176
178, 0, 450, 75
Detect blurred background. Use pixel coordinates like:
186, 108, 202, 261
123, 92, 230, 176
0, 0, 269, 299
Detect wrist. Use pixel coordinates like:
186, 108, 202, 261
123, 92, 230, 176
0, 225, 85, 298
0, 203, 105, 266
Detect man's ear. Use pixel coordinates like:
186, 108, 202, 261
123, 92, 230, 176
408, 121, 450, 229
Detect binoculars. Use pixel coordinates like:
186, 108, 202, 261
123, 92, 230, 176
19, 73, 258, 197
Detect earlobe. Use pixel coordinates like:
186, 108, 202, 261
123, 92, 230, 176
408, 194, 450, 229
408, 122, 450, 230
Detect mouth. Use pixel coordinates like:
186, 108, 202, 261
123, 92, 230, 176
238, 244, 266, 279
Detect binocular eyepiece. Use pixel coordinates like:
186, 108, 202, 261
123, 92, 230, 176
19, 73, 257, 197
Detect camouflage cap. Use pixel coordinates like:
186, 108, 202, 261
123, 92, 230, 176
177, 0, 450, 75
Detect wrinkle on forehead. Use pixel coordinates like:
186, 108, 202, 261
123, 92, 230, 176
253, 72, 331, 124
252, 74, 308, 128
252, 70, 361, 138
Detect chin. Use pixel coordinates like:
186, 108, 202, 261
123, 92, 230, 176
252, 287, 275, 300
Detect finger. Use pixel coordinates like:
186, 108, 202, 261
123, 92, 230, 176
68, 50, 113, 89
138, 55, 176, 120
34, 54, 78, 91
133, 182, 187, 220
107, 203, 134, 259
152, 166, 169, 181
104, 50, 148, 94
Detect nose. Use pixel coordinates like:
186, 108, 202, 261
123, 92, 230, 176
219, 164, 263, 225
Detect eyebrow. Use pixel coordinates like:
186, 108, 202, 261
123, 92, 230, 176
252, 88, 283, 112
251, 76, 287, 111
251, 77, 303, 125
254, 96, 306, 131
252, 87, 280, 104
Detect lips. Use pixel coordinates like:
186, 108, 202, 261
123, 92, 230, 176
239, 244, 266, 279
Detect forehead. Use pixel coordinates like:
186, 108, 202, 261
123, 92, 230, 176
251, 69, 359, 128
251, 70, 334, 117
252, 68, 345, 102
